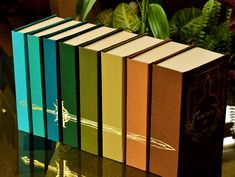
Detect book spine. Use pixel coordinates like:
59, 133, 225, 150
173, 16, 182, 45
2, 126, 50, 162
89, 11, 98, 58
150, 65, 182, 177
12, 31, 31, 133
27, 35, 46, 138
79, 48, 100, 155
126, 60, 150, 170
59, 43, 79, 148
101, 53, 125, 162
43, 39, 60, 142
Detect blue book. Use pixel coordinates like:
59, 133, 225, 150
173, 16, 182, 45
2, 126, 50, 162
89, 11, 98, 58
42, 22, 97, 142
12, 15, 65, 133
26, 18, 84, 138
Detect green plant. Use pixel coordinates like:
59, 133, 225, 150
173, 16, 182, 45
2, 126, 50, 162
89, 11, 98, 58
76, 0, 97, 20
169, 0, 233, 54
94, 0, 170, 39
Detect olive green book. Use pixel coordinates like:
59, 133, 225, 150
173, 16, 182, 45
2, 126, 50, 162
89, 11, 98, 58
78, 30, 137, 155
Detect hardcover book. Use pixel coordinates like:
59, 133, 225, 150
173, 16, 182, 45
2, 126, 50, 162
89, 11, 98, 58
59, 26, 117, 147
126, 40, 189, 171
149, 47, 229, 177
101, 36, 163, 162
43, 22, 96, 142
12, 15, 65, 133
27, 19, 81, 138
78, 30, 137, 155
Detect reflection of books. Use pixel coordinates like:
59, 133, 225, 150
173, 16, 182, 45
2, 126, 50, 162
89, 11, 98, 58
21, 156, 79, 177
225, 105, 235, 138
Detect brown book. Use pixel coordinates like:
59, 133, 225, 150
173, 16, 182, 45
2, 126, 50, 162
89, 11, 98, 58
126, 41, 189, 171
150, 47, 229, 177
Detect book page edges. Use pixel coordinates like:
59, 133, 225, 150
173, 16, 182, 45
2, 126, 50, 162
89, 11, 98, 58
18, 17, 64, 33
157, 47, 224, 72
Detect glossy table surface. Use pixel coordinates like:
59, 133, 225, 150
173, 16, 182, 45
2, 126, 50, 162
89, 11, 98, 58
1, 42, 235, 177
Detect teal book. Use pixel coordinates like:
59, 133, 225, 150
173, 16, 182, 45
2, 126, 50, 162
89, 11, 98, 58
27, 19, 82, 138
12, 15, 65, 134
59, 26, 117, 148
78, 30, 137, 155
43, 22, 96, 142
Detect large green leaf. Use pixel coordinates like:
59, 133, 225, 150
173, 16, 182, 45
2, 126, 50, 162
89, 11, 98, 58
82, 0, 97, 20
169, 8, 202, 43
147, 3, 169, 39
94, 9, 114, 26
112, 3, 140, 32
76, 0, 97, 20
76, 0, 84, 20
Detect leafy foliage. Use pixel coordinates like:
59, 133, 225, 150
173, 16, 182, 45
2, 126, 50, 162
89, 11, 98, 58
112, 3, 140, 32
169, 8, 202, 43
76, 0, 97, 20
94, 1, 170, 39
148, 3, 169, 39
94, 9, 114, 26
169, 0, 233, 54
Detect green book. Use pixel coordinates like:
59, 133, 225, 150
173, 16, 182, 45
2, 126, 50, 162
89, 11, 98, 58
59, 26, 118, 148
79, 30, 137, 155
27, 19, 81, 138
43, 22, 95, 142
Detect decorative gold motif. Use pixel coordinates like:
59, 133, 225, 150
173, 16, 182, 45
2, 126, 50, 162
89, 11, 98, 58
21, 156, 80, 177
20, 100, 175, 151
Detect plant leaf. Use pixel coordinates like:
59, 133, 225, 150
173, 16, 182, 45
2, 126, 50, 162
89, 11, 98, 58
147, 3, 169, 39
83, 0, 97, 20
112, 3, 140, 32
94, 9, 114, 26
76, 0, 84, 20
169, 8, 202, 43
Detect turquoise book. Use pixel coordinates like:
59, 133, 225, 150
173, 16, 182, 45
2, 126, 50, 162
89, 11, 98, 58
59, 26, 117, 148
12, 15, 65, 134
42, 22, 96, 142
27, 18, 82, 138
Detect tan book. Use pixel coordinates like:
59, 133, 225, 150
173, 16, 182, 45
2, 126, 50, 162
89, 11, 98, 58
101, 36, 163, 162
150, 47, 229, 177
126, 40, 189, 171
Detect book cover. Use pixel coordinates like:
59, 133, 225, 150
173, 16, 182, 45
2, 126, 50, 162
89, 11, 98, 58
27, 19, 80, 138
12, 15, 64, 134
78, 30, 137, 156
59, 26, 116, 148
126, 40, 190, 171
43, 22, 95, 142
150, 47, 229, 177
101, 36, 163, 162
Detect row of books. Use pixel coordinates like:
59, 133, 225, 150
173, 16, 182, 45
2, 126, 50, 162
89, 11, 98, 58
12, 15, 228, 177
